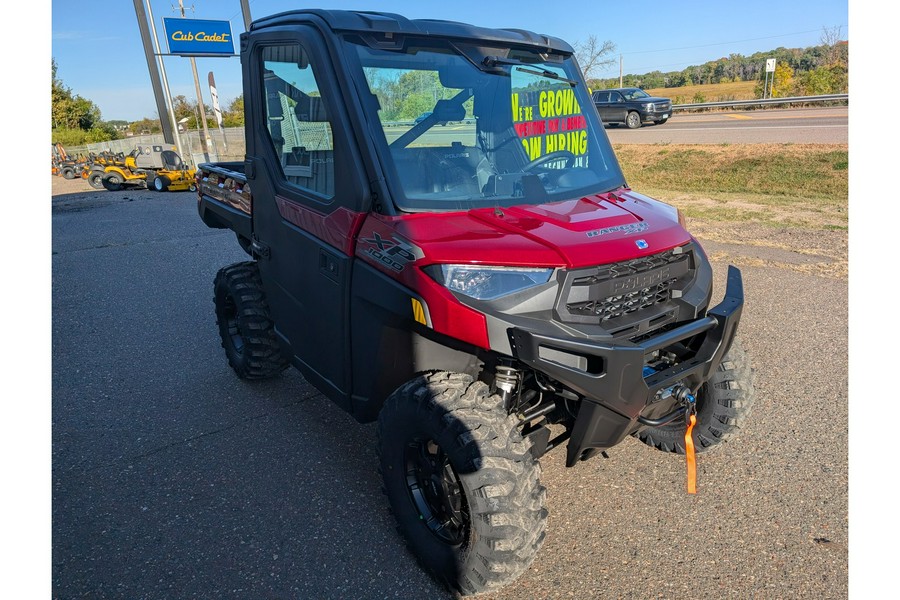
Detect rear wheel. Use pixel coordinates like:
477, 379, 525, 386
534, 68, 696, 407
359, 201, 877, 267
213, 261, 288, 379
153, 175, 170, 192
101, 173, 124, 191
626, 111, 642, 129
61, 167, 75, 179
378, 372, 547, 596
636, 339, 754, 453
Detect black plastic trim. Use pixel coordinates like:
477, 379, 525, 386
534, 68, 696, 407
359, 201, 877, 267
199, 195, 252, 239
509, 266, 744, 466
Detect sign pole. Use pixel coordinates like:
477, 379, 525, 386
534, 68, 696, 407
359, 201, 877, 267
177, 0, 213, 161
764, 58, 776, 100
240, 0, 252, 30
208, 71, 227, 153
132, 0, 175, 143
145, 0, 185, 162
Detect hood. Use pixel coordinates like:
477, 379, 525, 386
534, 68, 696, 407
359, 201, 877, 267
388, 189, 692, 269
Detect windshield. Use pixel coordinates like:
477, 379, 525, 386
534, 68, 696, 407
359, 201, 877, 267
346, 37, 625, 212
622, 89, 650, 100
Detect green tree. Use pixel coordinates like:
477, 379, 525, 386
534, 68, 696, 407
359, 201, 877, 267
172, 94, 217, 130
223, 95, 244, 127
798, 67, 836, 95
52, 58, 118, 142
128, 118, 162, 135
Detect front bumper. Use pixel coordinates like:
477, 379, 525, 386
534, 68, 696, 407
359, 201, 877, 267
640, 110, 670, 122
509, 266, 743, 466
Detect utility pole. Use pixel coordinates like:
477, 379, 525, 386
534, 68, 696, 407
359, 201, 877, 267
145, 0, 185, 161
619, 54, 623, 88
132, 0, 174, 143
178, 0, 213, 161
240, 0, 252, 30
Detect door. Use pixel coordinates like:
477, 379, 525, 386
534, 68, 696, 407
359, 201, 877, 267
243, 29, 370, 407
607, 92, 628, 123
594, 91, 613, 123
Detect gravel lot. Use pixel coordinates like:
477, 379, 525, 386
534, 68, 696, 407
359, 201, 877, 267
50, 176, 848, 599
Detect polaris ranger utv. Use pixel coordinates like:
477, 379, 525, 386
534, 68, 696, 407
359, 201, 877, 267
197, 9, 753, 595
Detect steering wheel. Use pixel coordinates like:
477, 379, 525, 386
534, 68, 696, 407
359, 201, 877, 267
523, 150, 576, 171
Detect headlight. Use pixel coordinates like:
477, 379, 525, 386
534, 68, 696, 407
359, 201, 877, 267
644, 103, 655, 111
426, 265, 554, 300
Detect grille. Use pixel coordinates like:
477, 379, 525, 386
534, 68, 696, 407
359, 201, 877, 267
556, 247, 694, 330
656, 102, 671, 111
567, 279, 675, 320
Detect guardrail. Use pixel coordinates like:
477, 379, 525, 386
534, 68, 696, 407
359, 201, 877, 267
673, 94, 848, 111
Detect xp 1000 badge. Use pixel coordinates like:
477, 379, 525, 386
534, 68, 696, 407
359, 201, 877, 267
361, 231, 423, 272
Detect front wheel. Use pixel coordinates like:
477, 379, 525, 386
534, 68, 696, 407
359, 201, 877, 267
378, 372, 547, 596
626, 111, 642, 129
636, 339, 754, 453
153, 174, 170, 192
213, 261, 289, 379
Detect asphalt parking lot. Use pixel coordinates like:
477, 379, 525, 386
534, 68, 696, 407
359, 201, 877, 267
51, 177, 848, 599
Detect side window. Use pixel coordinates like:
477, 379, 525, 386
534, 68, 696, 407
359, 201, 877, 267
613, 93, 624, 103
261, 44, 334, 199
596, 92, 609, 102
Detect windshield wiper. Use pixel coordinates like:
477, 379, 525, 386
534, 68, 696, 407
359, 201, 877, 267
480, 55, 578, 87
513, 66, 577, 87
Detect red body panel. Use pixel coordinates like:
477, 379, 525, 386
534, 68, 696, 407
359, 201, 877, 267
355, 188, 693, 350
277, 197, 366, 257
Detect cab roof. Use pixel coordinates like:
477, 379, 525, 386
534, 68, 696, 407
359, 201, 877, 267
249, 9, 573, 54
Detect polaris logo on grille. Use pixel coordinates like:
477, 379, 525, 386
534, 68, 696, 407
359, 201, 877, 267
635, 239, 649, 249
610, 266, 671, 293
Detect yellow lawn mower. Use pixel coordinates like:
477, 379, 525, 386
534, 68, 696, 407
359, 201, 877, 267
101, 145, 196, 192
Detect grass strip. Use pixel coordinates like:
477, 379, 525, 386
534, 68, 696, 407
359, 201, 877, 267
614, 144, 848, 230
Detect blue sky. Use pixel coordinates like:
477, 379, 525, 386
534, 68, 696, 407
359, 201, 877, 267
51, 0, 848, 122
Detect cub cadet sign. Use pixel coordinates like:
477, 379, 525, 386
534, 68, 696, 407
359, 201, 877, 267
163, 18, 234, 56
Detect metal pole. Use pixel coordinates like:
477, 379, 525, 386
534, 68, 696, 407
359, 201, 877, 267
145, 0, 185, 161
133, 0, 174, 143
179, 0, 213, 161
190, 57, 213, 160
619, 54, 623, 88
240, 0, 252, 30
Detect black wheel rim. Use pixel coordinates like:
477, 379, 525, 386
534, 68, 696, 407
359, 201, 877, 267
404, 438, 467, 545
221, 294, 244, 354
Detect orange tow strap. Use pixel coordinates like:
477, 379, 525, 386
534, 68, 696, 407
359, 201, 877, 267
684, 413, 697, 494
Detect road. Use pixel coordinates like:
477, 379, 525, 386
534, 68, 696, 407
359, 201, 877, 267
390, 106, 847, 146
51, 178, 847, 599
606, 106, 848, 144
